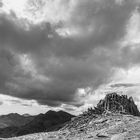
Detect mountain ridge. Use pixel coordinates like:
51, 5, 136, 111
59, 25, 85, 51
0, 110, 74, 138
0, 113, 34, 129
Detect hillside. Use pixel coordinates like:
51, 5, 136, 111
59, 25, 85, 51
0, 113, 34, 129
3, 92, 140, 140
16, 110, 75, 136
5, 114, 140, 140
0, 110, 74, 138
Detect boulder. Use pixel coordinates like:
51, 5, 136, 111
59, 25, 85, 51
92, 93, 140, 116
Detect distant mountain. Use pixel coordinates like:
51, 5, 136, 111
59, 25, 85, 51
16, 110, 75, 136
0, 113, 34, 129
0, 110, 74, 138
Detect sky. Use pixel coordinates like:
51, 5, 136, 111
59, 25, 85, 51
0, 0, 140, 115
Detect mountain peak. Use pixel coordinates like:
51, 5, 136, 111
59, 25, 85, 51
93, 92, 140, 116
45, 110, 56, 114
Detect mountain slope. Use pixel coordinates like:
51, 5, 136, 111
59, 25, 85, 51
16, 110, 74, 136
5, 113, 140, 140
0, 110, 74, 138
0, 113, 34, 129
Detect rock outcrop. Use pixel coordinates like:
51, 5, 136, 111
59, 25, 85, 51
58, 93, 140, 140
91, 93, 140, 116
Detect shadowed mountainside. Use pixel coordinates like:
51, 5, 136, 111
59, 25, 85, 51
16, 110, 75, 136
0, 113, 34, 129
0, 110, 74, 138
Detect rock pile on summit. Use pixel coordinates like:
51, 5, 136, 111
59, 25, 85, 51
90, 92, 140, 116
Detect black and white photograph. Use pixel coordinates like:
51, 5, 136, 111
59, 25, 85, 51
0, 0, 140, 139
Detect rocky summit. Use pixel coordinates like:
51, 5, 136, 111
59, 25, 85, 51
94, 92, 140, 116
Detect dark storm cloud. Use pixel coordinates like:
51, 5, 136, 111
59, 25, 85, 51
0, 0, 139, 107
49, 0, 136, 58
110, 83, 140, 88
0, 1, 2, 7
0, 101, 3, 105
0, 14, 53, 54
0, 49, 19, 93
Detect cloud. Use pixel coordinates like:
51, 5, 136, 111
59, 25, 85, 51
0, 101, 3, 105
0, 0, 140, 110
110, 83, 140, 88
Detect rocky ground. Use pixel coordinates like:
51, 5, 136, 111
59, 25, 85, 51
2, 93, 140, 140
2, 113, 140, 140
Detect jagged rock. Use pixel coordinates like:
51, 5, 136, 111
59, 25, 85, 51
93, 93, 140, 116
59, 93, 140, 140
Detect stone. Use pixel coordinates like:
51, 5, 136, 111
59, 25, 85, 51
91, 93, 140, 116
